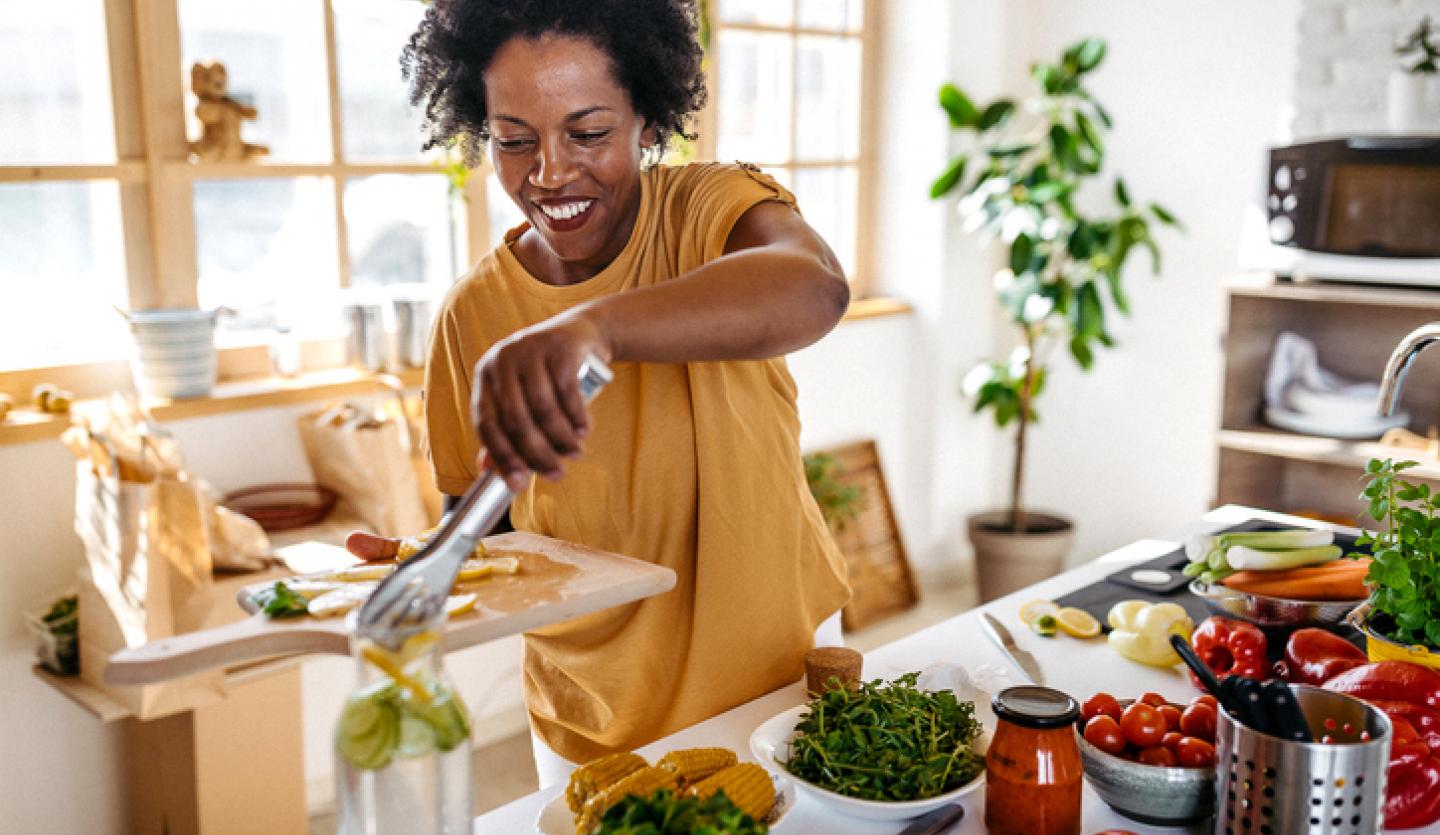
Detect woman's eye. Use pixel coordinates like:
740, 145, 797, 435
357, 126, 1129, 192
494, 138, 534, 152
573, 130, 610, 143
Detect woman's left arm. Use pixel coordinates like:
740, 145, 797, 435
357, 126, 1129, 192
472, 202, 849, 488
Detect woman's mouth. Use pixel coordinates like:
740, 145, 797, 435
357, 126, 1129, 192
536, 199, 596, 232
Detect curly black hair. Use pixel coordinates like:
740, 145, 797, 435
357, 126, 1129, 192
402, 0, 708, 165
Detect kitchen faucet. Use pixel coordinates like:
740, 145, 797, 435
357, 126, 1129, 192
1378, 323, 1440, 416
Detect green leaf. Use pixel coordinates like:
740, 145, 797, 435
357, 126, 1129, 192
1070, 336, 1094, 370
1010, 233, 1035, 275
1075, 111, 1104, 156
1032, 62, 1062, 94
1103, 268, 1132, 316
1050, 124, 1082, 172
931, 155, 968, 199
938, 83, 979, 128
1150, 202, 1180, 227
1076, 281, 1105, 338
1029, 180, 1067, 203
1093, 101, 1114, 128
988, 142, 1033, 158
979, 100, 1017, 131
1114, 177, 1132, 207
1075, 38, 1107, 72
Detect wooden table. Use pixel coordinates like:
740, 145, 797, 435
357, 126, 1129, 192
475, 505, 1440, 834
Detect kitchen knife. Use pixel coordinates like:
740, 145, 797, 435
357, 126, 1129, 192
894, 802, 965, 835
981, 612, 1044, 685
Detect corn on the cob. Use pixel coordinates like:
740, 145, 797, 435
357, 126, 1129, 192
686, 763, 774, 822
656, 747, 738, 788
576, 766, 676, 833
564, 752, 647, 815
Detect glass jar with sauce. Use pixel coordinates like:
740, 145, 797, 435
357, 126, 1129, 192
985, 685, 1083, 835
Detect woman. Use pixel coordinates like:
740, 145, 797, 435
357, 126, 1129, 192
352, 0, 851, 785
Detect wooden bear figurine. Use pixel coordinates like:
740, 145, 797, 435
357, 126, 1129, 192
188, 60, 269, 163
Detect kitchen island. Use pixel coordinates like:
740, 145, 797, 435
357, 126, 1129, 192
475, 505, 1440, 834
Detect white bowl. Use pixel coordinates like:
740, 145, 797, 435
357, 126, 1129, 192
534, 770, 797, 834
748, 704, 987, 822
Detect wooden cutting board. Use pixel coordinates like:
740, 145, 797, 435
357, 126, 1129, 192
105, 532, 675, 686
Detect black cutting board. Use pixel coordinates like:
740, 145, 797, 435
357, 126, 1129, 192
1052, 519, 1365, 660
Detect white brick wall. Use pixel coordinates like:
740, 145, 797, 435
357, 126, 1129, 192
1294, 0, 1440, 136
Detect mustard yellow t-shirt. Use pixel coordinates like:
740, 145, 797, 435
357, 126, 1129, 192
425, 161, 851, 762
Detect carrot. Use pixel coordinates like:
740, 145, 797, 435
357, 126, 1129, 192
1220, 557, 1371, 601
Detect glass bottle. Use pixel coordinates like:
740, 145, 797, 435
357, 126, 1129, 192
984, 685, 1083, 835
335, 614, 472, 835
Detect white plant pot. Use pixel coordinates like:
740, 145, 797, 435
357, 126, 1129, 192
1387, 70, 1431, 133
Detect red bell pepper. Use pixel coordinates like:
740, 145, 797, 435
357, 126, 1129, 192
1383, 717, 1440, 830
1188, 616, 1267, 688
1273, 628, 1367, 685
1322, 661, 1440, 710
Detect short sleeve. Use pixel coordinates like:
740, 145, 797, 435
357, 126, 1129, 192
424, 300, 480, 496
677, 163, 801, 267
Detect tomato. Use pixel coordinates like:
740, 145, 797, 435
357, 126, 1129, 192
1120, 703, 1167, 748
1137, 745, 1177, 766
1189, 693, 1218, 712
1180, 702, 1218, 742
1082, 692, 1123, 724
1158, 704, 1183, 731
1176, 736, 1217, 768
1083, 714, 1127, 756
1138, 691, 1169, 708
1161, 731, 1183, 751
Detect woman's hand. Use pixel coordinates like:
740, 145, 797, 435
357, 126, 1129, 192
472, 309, 612, 491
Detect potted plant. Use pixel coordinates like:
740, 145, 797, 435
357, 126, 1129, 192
1350, 458, 1440, 671
931, 38, 1179, 601
1388, 16, 1439, 133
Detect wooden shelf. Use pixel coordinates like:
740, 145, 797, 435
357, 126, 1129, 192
1218, 427, 1440, 479
1225, 273, 1440, 310
0, 365, 422, 448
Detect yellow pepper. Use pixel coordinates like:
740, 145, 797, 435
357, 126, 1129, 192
1106, 600, 1194, 667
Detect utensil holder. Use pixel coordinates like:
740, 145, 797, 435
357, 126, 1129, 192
1214, 684, 1391, 835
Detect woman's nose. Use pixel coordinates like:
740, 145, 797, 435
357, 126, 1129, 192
529, 139, 578, 190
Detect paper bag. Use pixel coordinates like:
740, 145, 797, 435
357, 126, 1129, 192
297, 400, 433, 537
68, 404, 227, 719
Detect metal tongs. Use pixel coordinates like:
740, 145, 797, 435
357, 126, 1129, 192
355, 355, 614, 648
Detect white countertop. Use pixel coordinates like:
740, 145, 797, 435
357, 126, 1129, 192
475, 506, 1439, 834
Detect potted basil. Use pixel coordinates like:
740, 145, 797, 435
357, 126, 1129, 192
1350, 458, 1440, 671
1388, 16, 1439, 133
931, 38, 1179, 600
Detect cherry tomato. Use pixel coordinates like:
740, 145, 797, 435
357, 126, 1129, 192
1189, 694, 1218, 712
1137, 745, 1177, 766
1120, 703, 1167, 748
1158, 704, 1183, 731
1176, 736, 1217, 768
1138, 691, 1169, 708
1180, 702, 1218, 742
1082, 692, 1123, 724
1161, 731, 1183, 751
1083, 714, 1127, 756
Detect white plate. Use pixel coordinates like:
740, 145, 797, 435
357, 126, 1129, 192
535, 771, 797, 834
747, 704, 987, 822
1263, 404, 1409, 440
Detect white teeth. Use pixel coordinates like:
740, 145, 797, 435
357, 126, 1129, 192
539, 200, 593, 221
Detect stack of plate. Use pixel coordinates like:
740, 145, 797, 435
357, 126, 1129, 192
127, 309, 218, 399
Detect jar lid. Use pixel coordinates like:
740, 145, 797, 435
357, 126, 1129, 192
992, 685, 1080, 729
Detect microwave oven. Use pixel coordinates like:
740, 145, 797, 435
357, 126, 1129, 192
1259, 136, 1440, 286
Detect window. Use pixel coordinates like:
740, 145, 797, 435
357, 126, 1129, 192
0, 0, 504, 376
708, 0, 872, 286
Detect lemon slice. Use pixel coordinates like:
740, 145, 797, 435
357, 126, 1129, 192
1055, 606, 1101, 638
1018, 599, 1060, 626
444, 592, 478, 616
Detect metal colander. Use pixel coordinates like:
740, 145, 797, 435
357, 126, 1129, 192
1214, 684, 1392, 835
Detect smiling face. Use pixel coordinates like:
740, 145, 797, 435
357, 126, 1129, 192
484, 34, 657, 285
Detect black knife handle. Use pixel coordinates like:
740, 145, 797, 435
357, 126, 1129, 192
1261, 679, 1313, 742
895, 802, 965, 835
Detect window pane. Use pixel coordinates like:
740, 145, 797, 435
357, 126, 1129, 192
797, 0, 863, 31
195, 178, 340, 338
716, 31, 793, 164
794, 166, 857, 279
763, 166, 793, 190
335, 0, 428, 160
0, 2, 115, 163
179, 0, 331, 162
486, 175, 526, 247
0, 182, 128, 369
718, 0, 792, 27
795, 35, 860, 162
346, 174, 458, 288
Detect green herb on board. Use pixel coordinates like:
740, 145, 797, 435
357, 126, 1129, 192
256, 581, 309, 618
784, 672, 984, 802
1358, 458, 1440, 649
595, 789, 767, 835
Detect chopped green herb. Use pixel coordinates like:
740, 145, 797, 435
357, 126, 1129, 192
256, 581, 309, 618
784, 672, 984, 802
595, 789, 767, 835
